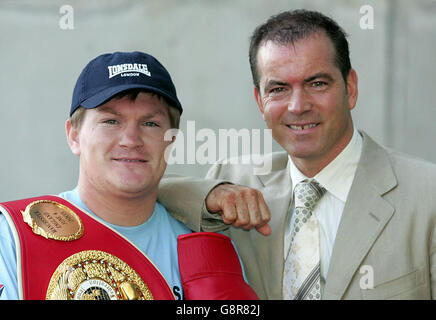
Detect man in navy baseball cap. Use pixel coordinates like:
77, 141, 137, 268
61, 51, 196, 298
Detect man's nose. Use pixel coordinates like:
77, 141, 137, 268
287, 88, 312, 114
119, 123, 144, 148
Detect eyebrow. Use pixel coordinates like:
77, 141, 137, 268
304, 72, 334, 83
97, 106, 122, 116
141, 110, 169, 120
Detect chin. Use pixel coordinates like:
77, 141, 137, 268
115, 185, 155, 197
111, 177, 153, 193
285, 145, 321, 160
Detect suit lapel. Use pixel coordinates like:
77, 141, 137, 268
323, 132, 397, 299
256, 152, 293, 299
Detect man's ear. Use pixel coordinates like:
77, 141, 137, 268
65, 119, 81, 156
346, 68, 358, 111
254, 86, 265, 121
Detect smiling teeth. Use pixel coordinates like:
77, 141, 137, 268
289, 123, 317, 130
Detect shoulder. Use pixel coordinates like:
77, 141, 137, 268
58, 188, 79, 203
0, 213, 15, 245
206, 151, 288, 181
364, 133, 436, 197
361, 131, 436, 181
372, 135, 436, 181
386, 148, 436, 174
386, 149, 436, 193
0, 205, 17, 250
0, 212, 19, 300
155, 201, 192, 234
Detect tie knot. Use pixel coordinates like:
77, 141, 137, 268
293, 180, 326, 211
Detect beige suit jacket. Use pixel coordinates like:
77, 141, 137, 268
158, 132, 436, 299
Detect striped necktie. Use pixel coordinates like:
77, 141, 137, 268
283, 180, 326, 300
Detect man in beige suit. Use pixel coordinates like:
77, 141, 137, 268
159, 9, 436, 299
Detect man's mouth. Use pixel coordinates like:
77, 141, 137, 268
113, 158, 147, 163
287, 123, 320, 131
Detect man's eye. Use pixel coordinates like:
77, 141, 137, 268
270, 87, 285, 94
144, 121, 159, 127
311, 81, 328, 88
103, 119, 118, 124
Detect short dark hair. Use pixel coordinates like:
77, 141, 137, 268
249, 9, 352, 89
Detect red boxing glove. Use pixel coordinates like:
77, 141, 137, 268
177, 232, 259, 300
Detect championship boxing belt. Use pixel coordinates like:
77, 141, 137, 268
177, 232, 259, 300
0, 195, 174, 300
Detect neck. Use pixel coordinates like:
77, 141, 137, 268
78, 181, 157, 227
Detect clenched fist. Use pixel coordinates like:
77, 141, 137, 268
205, 183, 271, 236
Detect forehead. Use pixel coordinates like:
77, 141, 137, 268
256, 32, 338, 81
96, 91, 170, 116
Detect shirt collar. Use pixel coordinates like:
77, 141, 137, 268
289, 126, 363, 202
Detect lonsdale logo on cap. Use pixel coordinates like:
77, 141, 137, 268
107, 63, 151, 79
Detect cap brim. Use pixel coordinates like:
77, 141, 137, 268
78, 84, 182, 114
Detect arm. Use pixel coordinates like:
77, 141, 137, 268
0, 214, 19, 300
157, 173, 225, 232
158, 166, 271, 235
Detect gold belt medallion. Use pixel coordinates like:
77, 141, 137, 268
46, 250, 153, 300
21, 200, 83, 241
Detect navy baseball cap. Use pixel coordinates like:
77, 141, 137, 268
70, 51, 182, 116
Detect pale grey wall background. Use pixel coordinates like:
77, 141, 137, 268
0, 0, 435, 201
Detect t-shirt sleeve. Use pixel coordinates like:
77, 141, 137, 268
0, 214, 19, 300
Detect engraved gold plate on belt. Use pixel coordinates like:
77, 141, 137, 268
21, 200, 83, 241
46, 250, 153, 300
